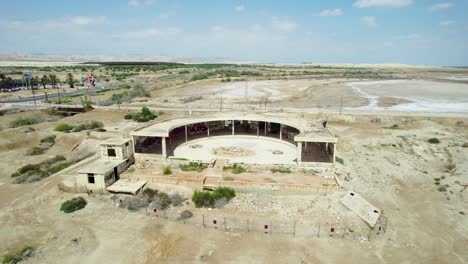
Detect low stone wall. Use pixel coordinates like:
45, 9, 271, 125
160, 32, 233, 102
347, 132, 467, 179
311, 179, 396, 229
218, 180, 338, 193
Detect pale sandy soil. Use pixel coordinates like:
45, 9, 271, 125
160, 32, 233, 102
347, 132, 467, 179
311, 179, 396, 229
0, 109, 467, 263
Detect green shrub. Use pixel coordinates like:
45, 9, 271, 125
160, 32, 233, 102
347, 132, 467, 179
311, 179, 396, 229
462, 143, 468, 148
11, 155, 71, 182
124, 114, 134, 120
271, 167, 292, 173
54, 123, 73, 132
2, 246, 35, 264
40, 135, 56, 144
428, 138, 440, 144
213, 187, 236, 201
27, 146, 44, 155
384, 124, 400, 129
163, 166, 172, 175
60, 197, 87, 213
336, 157, 344, 165
143, 188, 158, 199
179, 162, 207, 172
10, 118, 38, 128
192, 187, 236, 208
223, 164, 246, 174
437, 185, 448, 192
192, 190, 216, 208
131, 107, 157, 122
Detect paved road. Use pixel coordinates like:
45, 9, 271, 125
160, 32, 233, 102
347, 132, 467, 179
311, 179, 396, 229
0, 81, 136, 104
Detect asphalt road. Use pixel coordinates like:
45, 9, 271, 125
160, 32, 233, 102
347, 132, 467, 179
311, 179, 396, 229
0, 82, 135, 104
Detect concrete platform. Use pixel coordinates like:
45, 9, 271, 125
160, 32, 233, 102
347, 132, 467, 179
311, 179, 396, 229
173, 135, 297, 165
107, 179, 147, 195
340, 191, 382, 227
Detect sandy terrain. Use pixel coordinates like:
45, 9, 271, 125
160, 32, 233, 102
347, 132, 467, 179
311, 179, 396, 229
0, 108, 467, 263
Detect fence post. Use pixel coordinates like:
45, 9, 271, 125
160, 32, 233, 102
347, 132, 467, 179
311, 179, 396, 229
247, 219, 250, 233
293, 221, 296, 237
317, 223, 320, 238
202, 214, 205, 228
224, 217, 227, 231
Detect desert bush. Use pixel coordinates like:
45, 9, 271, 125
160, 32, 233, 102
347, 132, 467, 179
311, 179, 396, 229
192, 187, 235, 208
124, 114, 134, 120
54, 123, 73, 132
40, 135, 56, 144
179, 162, 207, 172
2, 246, 35, 264
60, 197, 87, 213
163, 166, 172, 175
428, 138, 440, 144
55, 121, 103, 133
11, 155, 71, 183
336, 156, 344, 165
271, 167, 292, 173
142, 188, 158, 200
21, 127, 35, 133
223, 176, 234, 181
223, 164, 246, 174
179, 210, 193, 220
462, 143, 468, 148
27, 146, 44, 155
169, 193, 186, 206
192, 191, 216, 208
131, 107, 158, 122
213, 187, 236, 201
10, 117, 38, 128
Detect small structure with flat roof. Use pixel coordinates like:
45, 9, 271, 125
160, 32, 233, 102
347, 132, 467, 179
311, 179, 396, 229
107, 179, 147, 195
76, 138, 134, 194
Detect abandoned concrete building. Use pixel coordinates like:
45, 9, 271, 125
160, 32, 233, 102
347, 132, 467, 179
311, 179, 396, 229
77, 138, 134, 193
71, 112, 338, 194
130, 112, 337, 166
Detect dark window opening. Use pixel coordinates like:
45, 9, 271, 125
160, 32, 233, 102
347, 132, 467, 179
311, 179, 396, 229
108, 148, 116, 157
87, 174, 95, 184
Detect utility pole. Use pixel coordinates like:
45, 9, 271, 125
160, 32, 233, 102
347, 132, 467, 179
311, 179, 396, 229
340, 96, 343, 115
220, 92, 223, 112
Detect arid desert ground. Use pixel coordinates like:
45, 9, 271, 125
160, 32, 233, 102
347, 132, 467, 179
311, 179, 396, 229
0, 63, 467, 263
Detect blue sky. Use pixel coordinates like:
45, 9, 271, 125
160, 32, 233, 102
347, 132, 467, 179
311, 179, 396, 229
0, 0, 466, 66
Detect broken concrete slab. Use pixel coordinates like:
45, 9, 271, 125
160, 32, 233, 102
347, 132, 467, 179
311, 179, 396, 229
340, 190, 382, 227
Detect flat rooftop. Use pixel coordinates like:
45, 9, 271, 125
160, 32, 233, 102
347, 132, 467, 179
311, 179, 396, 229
107, 179, 147, 195
130, 112, 336, 143
78, 159, 125, 175
100, 137, 132, 146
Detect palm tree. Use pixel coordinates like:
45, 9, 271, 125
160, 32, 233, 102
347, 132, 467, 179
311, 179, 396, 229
40, 75, 49, 89
67, 73, 74, 88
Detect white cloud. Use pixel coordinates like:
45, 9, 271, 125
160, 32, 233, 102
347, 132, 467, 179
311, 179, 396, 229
440, 20, 455, 26
123, 27, 180, 39
361, 16, 378, 27
318, 9, 343, 17
250, 24, 263, 32
353, 0, 413, 8
271, 17, 298, 32
66, 16, 107, 26
128, 0, 153, 7
430, 2, 454, 11
235, 5, 245, 12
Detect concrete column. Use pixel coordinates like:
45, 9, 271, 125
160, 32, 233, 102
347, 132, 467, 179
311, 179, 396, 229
131, 135, 136, 154
297, 141, 302, 164
305, 142, 307, 151
207, 123, 210, 137
232, 120, 235, 135
185, 125, 188, 142
264, 122, 267, 136
256, 121, 259, 137
279, 124, 282, 140
333, 143, 336, 164
162, 137, 167, 158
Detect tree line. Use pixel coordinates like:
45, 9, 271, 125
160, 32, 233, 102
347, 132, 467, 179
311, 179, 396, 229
0, 73, 77, 91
